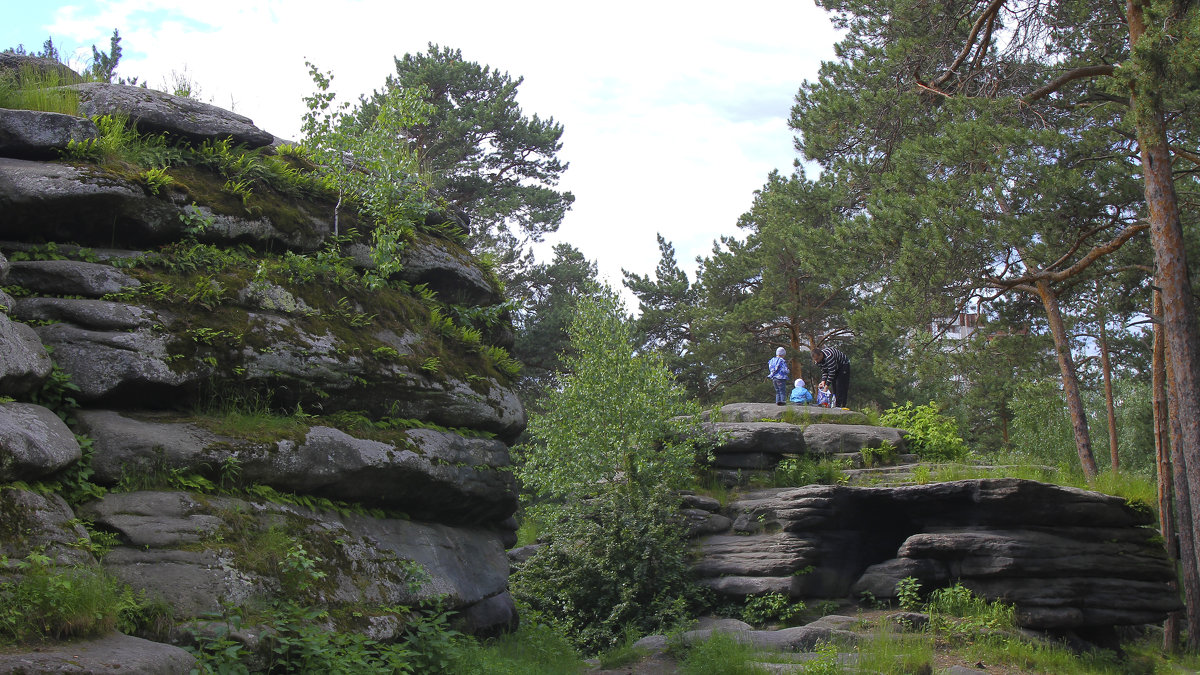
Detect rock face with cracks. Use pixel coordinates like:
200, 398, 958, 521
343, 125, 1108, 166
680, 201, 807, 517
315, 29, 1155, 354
689, 476, 1180, 632
0, 58, 520, 668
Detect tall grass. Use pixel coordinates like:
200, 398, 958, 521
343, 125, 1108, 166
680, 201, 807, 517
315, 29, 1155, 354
0, 64, 80, 114
449, 621, 584, 674
677, 632, 770, 675
0, 555, 134, 643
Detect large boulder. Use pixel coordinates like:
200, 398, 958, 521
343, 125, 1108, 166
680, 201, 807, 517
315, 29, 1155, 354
395, 234, 502, 306
0, 159, 336, 252
68, 82, 275, 148
12, 296, 161, 331
0, 312, 52, 395
0, 402, 81, 482
802, 423, 907, 455
0, 109, 98, 160
691, 479, 1180, 631
6, 259, 141, 297
0, 158, 180, 246
0, 486, 92, 567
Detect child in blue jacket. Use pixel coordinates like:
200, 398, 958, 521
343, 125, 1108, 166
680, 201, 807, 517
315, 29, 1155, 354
790, 378, 813, 405
767, 347, 790, 406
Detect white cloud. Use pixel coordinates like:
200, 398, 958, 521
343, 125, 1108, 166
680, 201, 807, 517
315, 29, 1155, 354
34, 0, 840, 302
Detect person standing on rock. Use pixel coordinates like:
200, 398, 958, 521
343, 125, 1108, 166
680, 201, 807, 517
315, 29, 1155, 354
813, 345, 850, 409
767, 347, 790, 406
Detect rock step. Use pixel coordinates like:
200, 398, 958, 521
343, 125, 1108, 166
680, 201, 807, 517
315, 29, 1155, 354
831, 452, 919, 469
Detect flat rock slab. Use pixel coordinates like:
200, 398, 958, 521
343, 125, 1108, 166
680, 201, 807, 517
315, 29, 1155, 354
68, 82, 275, 148
705, 421, 806, 456
7, 259, 141, 298
0, 631, 195, 673
802, 424, 907, 454
0, 108, 97, 160
708, 402, 868, 425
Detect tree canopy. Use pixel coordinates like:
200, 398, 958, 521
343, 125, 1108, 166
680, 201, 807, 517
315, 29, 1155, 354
358, 44, 574, 273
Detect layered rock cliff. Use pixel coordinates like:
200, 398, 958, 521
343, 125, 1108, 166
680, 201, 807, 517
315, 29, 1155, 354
0, 56, 522, 667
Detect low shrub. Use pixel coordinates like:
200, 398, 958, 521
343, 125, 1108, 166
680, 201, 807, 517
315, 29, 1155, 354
880, 401, 968, 461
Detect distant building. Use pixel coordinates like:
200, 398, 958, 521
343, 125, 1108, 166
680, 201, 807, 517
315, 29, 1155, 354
930, 313, 978, 341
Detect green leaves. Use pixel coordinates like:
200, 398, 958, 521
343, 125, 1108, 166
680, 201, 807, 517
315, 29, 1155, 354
516, 285, 700, 508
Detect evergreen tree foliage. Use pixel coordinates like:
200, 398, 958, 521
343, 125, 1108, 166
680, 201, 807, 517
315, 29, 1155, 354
622, 234, 706, 395
509, 243, 601, 403
90, 29, 121, 83
358, 44, 574, 274
690, 170, 866, 403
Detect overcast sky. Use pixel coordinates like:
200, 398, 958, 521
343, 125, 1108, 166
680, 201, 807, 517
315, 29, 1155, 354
4, 1, 841, 298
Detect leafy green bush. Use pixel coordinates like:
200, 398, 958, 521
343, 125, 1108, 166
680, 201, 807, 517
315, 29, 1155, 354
896, 576, 922, 611
880, 401, 968, 461
741, 592, 805, 627
860, 441, 897, 468
772, 457, 848, 487
512, 490, 704, 653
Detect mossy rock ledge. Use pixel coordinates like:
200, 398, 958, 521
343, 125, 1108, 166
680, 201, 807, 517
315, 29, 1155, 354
0, 71, 522, 667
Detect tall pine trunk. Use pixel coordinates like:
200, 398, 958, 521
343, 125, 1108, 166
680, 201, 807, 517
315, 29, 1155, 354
1100, 321, 1119, 471
1154, 291, 1181, 650
1128, 0, 1200, 645
1034, 279, 1097, 478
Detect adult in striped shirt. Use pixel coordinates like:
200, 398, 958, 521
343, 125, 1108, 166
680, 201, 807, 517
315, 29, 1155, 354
812, 345, 850, 409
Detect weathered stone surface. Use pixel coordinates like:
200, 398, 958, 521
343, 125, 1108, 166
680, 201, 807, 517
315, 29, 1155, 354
33, 322, 193, 403
633, 622, 857, 653
396, 234, 502, 306
0, 631, 196, 674
0, 312, 51, 395
12, 296, 161, 331
186, 201, 332, 252
7, 259, 141, 297
0, 487, 92, 567
0, 108, 98, 160
0, 402, 81, 482
0, 159, 330, 251
802, 423, 907, 455
692, 479, 1179, 630
80, 491, 225, 547
707, 402, 868, 425
69, 82, 275, 148
77, 411, 518, 524
37, 310, 524, 439
80, 491, 514, 633
706, 421, 807, 456
0, 158, 179, 246
683, 508, 733, 537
